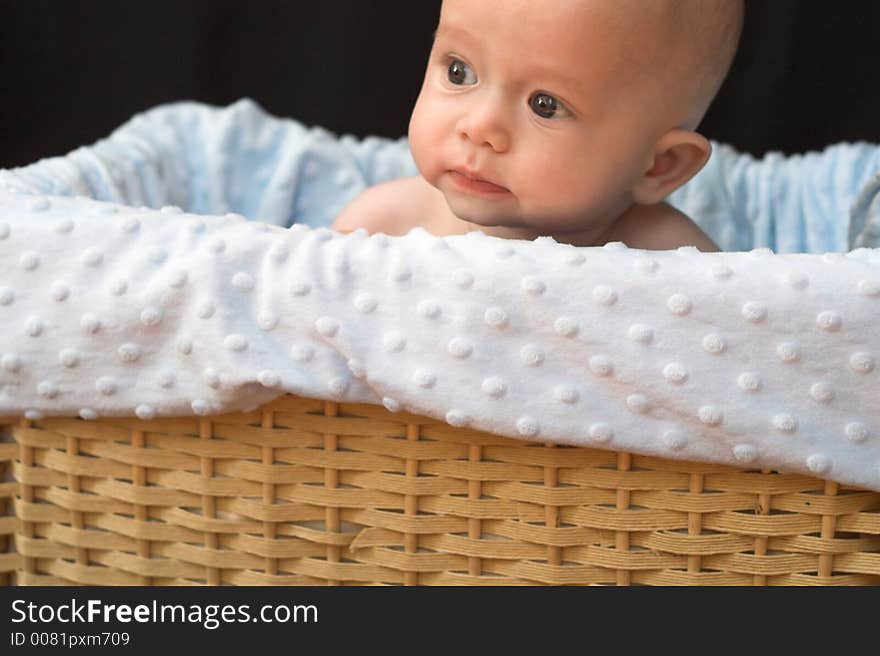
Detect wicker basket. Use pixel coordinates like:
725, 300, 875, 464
4, 393, 880, 586
1, 422, 18, 585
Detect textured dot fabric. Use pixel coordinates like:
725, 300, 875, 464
0, 190, 879, 489
0, 99, 879, 492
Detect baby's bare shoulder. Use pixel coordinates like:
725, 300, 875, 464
331, 176, 441, 235
605, 202, 720, 252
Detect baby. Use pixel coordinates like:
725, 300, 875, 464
332, 0, 744, 251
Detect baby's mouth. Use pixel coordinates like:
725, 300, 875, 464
447, 169, 510, 195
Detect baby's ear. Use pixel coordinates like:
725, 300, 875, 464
631, 129, 711, 205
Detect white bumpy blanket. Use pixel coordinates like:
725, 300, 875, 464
1, 99, 879, 492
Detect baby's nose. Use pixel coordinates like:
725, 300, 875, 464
456, 100, 510, 153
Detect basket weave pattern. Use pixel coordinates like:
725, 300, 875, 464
1, 423, 19, 585
6, 394, 880, 585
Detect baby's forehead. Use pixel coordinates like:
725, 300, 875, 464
439, 0, 722, 87
436, 2, 656, 91
438, 0, 691, 56
437, 1, 673, 62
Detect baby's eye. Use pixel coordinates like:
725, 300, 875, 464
446, 58, 478, 86
528, 92, 572, 119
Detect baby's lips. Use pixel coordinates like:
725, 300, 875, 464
452, 166, 505, 187
448, 168, 510, 193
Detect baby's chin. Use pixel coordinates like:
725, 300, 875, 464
441, 189, 519, 225
443, 193, 584, 235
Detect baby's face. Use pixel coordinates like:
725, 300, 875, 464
408, 0, 676, 238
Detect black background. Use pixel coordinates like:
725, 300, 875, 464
2, 0, 879, 168
0, 586, 868, 651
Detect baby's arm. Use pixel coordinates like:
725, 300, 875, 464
331, 176, 433, 235
606, 202, 720, 252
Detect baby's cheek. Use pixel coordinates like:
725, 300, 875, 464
547, 154, 622, 205
528, 167, 597, 209
408, 102, 442, 180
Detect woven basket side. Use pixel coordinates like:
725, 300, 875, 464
0, 418, 20, 585
10, 395, 880, 585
